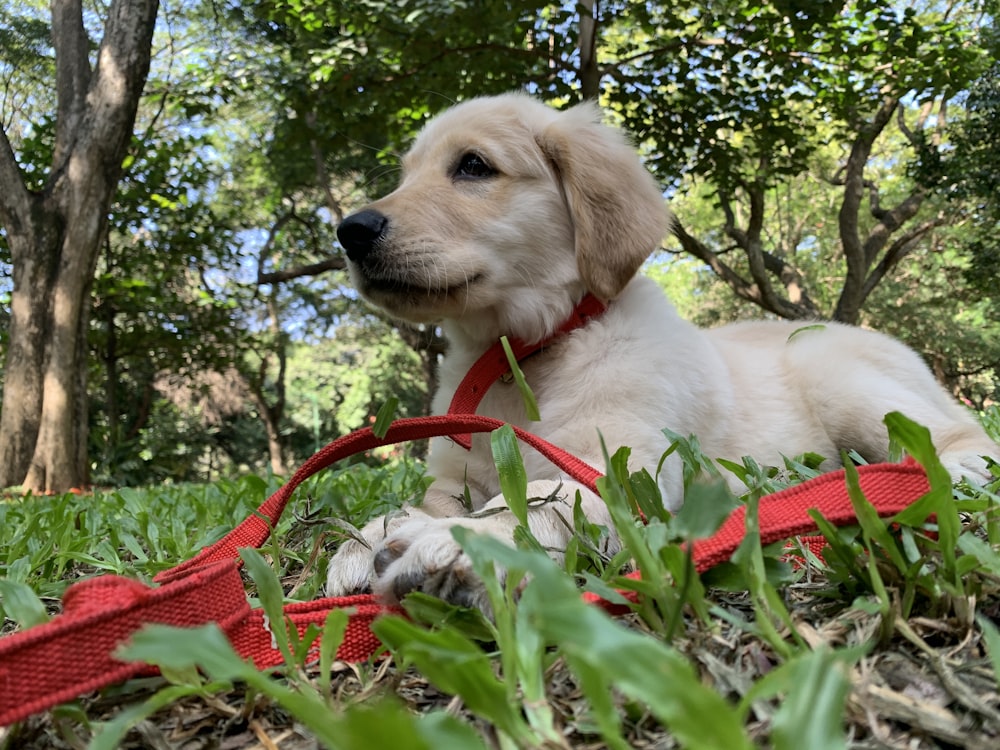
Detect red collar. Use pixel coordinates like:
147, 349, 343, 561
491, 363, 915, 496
445, 293, 607, 449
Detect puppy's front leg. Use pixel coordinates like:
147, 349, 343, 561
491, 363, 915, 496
369, 480, 614, 612
325, 485, 470, 597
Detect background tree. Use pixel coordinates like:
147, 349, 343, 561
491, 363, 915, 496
588, 0, 989, 324
88, 123, 243, 484
0, 0, 159, 492
178, 0, 1000, 464
241, 0, 993, 320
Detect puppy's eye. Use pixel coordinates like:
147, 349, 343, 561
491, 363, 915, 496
454, 152, 496, 180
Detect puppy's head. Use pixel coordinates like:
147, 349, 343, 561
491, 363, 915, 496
337, 93, 669, 342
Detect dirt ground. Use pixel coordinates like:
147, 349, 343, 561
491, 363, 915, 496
4, 579, 1000, 750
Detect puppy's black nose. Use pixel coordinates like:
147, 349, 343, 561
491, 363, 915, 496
337, 209, 389, 262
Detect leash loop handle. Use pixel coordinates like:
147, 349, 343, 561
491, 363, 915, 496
154, 414, 601, 585
0, 415, 597, 726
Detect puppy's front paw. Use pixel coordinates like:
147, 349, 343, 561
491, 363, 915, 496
371, 520, 495, 613
325, 537, 378, 596
940, 450, 997, 486
325, 509, 433, 597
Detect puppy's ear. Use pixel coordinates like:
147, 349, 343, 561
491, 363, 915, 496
535, 102, 670, 300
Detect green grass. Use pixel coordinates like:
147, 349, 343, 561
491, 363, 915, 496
3, 411, 1000, 748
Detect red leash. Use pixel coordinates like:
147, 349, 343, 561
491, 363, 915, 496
0, 414, 930, 726
446, 293, 607, 448
581, 459, 930, 610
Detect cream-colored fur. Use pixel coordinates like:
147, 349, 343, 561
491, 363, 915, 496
327, 93, 999, 610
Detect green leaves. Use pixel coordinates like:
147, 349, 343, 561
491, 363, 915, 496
374, 617, 525, 742
490, 423, 529, 527
887, 412, 960, 575
750, 647, 855, 750
118, 622, 484, 750
499, 336, 540, 421
979, 615, 1000, 689
0, 579, 49, 628
672, 478, 741, 540
372, 396, 399, 438
5, 380, 1000, 749
463, 532, 756, 750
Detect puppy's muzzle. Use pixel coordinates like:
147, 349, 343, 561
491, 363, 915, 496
337, 209, 389, 262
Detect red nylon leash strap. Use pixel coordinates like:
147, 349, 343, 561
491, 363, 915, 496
446, 293, 607, 449
0, 562, 247, 726
0, 561, 395, 727
0, 414, 929, 727
690, 460, 929, 571
581, 459, 931, 612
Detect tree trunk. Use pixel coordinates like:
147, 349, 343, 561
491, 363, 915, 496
243, 293, 290, 476
578, 0, 601, 100
254, 391, 289, 477
244, 371, 288, 476
0, 227, 53, 486
0, 0, 159, 492
23, 223, 102, 490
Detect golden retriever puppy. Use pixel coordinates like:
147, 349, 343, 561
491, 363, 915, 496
327, 93, 998, 610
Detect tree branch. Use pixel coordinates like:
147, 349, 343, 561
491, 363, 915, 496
896, 99, 936, 148
257, 257, 347, 285
825, 171, 882, 220
577, 0, 600, 100
75, 0, 159, 165
255, 209, 346, 285
860, 216, 944, 301
718, 190, 742, 242
739, 182, 782, 310
255, 212, 296, 280
861, 189, 926, 268
304, 110, 345, 224
718, 184, 818, 318
896, 102, 917, 146
0, 127, 31, 233
51, 0, 92, 170
671, 215, 805, 316
759, 250, 819, 316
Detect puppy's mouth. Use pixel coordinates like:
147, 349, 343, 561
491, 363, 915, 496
358, 270, 485, 308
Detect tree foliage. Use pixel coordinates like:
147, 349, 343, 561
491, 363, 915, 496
232, 0, 568, 198
916, 9, 1000, 309
595, 1, 990, 323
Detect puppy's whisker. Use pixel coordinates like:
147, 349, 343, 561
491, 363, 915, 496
358, 167, 402, 194
331, 130, 404, 162
422, 89, 458, 107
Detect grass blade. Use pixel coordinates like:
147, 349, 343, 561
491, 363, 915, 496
239, 547, 293, 666
500, 336, 540, 420
372, 397, 399, 438
886, 412, 960, 580
372, 616, 532, 743
745, 647, 852, 750
490, 424, 529, 527
460, 532, 753, 750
